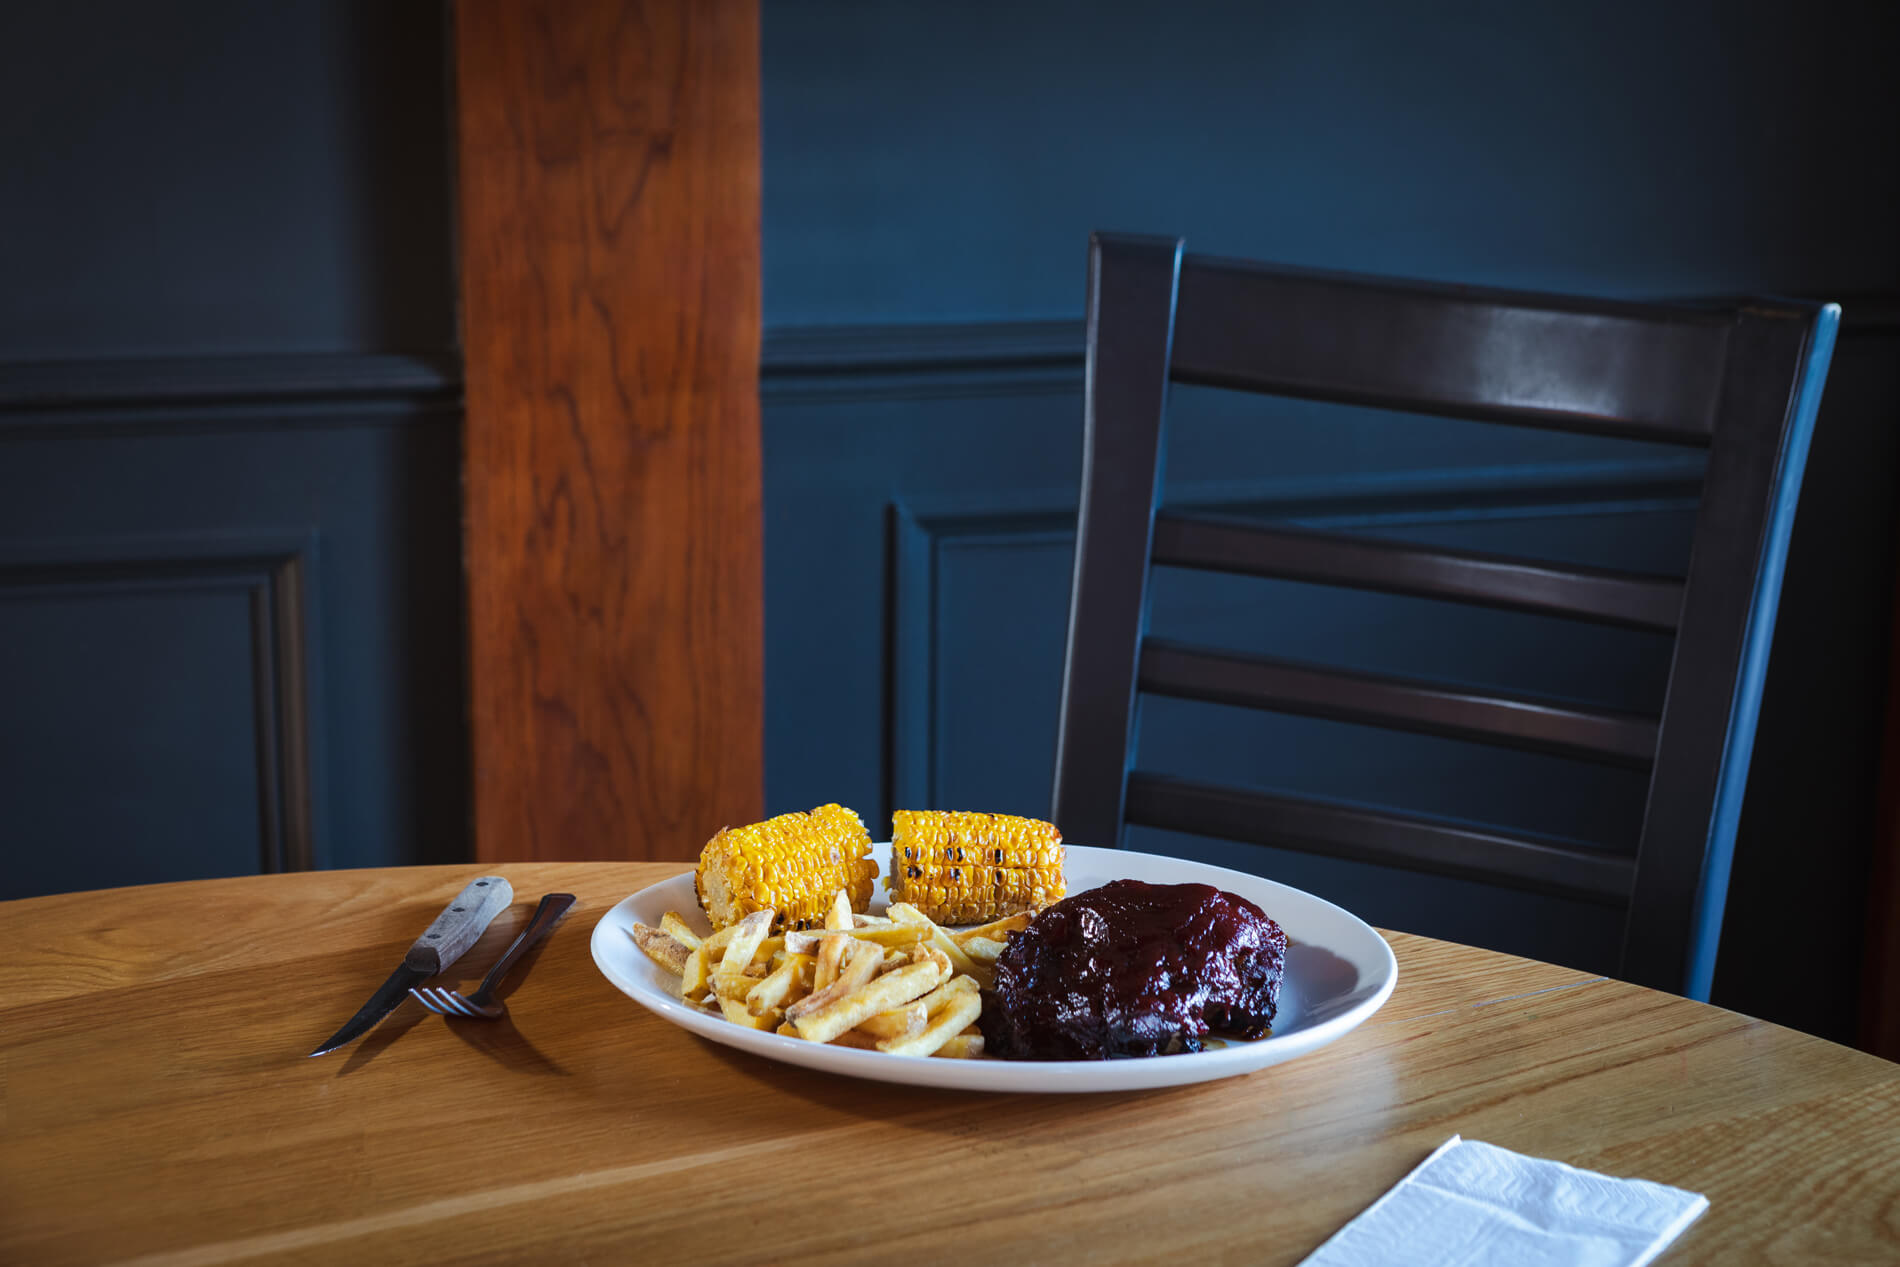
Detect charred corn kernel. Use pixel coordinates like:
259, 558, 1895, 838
696, 804, 877, 932
887, 810, 1065, 925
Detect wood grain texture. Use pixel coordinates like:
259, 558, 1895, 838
3, 865, 1895, 1265
456, 0, 763, 863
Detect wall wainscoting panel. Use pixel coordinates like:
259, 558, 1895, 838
0, 534, 322, 890
0, 353, 466, 899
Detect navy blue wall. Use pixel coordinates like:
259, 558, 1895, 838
760, 0, 1900, 1041
763, 0, 1894, 324
0, 2, 466, 897
0, 1, 454, 359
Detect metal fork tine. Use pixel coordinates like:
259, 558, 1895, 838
405, 894, 577, 1024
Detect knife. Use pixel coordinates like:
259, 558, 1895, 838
308, 875, 515, 1056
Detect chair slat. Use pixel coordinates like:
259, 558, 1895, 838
1138, 639, 1659, 767
1124, 773, 1636, 904
1152, 513, 1685, 632
1169, 255, 1733, 444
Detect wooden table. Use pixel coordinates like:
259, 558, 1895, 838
4, 864, 1897, 1265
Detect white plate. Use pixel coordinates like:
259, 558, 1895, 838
590, 843, 1397, 1093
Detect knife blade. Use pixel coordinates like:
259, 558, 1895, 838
308, 875, 515, 1056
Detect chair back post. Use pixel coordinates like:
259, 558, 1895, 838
1623, 302, 1840, 998
1051, 234, 1184, 848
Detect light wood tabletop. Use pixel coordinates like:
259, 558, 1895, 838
3, 863, 1896, 1265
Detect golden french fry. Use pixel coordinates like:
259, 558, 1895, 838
747, 953, 815, 1017
830, 1029, 879, 1050
784, 924, 929, 955
852, 913, 893, 927
888, 902, 990, 987
715, 910, 775, 994
660, 911, 704, 950
960, 936, 1007, 964
679, 942, 712, 1001
932, 1033, 986, 1059
628, 924, 691, 974
790, 940, 884, 1022
825, 888, 854, 931
812, 931, 849, 991
915, 971, 979, 1019
791, 957, 946, 1045
719, 995, 779, 1031
950, 912, 1030, 944
838, 939, 887, 984
854, 999, 927, 1041
879, 982, 983, 1057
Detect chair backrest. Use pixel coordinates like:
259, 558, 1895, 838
1051, 233, 1839, 999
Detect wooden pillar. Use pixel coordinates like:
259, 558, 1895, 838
455, 0, 762, 862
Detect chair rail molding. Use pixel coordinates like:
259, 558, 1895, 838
0, 352, 462, 433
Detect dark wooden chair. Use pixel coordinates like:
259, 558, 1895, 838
1050, 232, 1839, 999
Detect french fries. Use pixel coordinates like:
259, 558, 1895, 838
783, 923, 928, 954
716, 910, 774, 989
879, 978, 981, 1057
629, 923, 691, 974
960, 937, 1008, 964
934, 1031, 986, 1059
660, 911, 703, 950
746, 952, 814, 1017
888, 902, 991, 988
678, 941, 712, 999
793, 955, 945, 1044
812, 932, 849, 991
629, 889, 1003, 1059
855, 1000, 927, 1040
949, 912, 1031, 946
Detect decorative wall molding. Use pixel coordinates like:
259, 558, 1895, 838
763, 319, 1083, 375
3, 301, 1886, 417
0, 532, 325, 874
0, 352, 462, 431
762, 320, 1084, 402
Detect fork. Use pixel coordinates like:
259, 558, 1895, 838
410, 892, 577, 1019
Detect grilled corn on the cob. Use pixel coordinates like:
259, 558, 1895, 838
696, 803, 877, 931
887, 810, 1064, 925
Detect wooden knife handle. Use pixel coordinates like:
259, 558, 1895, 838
402, 876, 514, 976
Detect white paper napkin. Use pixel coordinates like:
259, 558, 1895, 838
1299, 1136, 1709, 1267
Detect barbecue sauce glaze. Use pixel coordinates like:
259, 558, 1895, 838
980, 879, 1287, 1060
